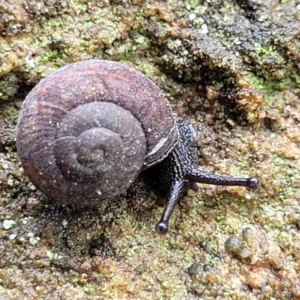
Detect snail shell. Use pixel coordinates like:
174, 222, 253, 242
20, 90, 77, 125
16, 60, 178, 206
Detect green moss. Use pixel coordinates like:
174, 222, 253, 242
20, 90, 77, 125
0, 75, 19, 101
1, 106, 18, 121
189, 0, 203, 10
247, 73, 297, 124
1, 0, 300, 299
40, 49, 60, 62
255, 45, 279, 58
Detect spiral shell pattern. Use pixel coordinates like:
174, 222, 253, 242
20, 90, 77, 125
16, 60, 178, 206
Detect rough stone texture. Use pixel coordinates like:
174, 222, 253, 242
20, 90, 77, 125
0, 0, 300, 299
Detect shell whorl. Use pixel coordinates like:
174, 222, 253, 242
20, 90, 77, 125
16, 60, 178, 206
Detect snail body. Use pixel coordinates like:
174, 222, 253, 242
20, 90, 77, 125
16, 59, 261, 234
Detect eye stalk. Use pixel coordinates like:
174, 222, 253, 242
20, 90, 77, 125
247, 177, 261, 190
150, 117, 262, 235
156, 222, 168, 235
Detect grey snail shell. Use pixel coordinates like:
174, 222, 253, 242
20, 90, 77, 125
16, 60, 178, 206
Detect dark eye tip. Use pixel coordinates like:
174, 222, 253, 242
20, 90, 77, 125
247, 177, 261, 190
156, 221, 168, 235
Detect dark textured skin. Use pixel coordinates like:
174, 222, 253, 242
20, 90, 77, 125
146, 117, 261, 234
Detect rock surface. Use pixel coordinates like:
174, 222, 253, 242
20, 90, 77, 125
1, 1, 300, 299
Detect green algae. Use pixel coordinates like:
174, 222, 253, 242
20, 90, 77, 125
0, 0, 300, 299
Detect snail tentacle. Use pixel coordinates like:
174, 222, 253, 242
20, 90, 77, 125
146, 117, 261, 235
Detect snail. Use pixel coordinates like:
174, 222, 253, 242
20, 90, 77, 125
16, 59, 261, 234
